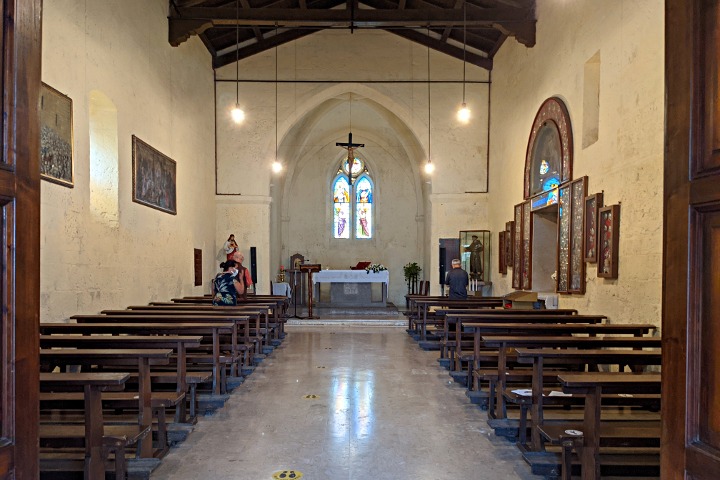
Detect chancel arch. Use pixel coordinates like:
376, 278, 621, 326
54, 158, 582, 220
271, 86, 429, 307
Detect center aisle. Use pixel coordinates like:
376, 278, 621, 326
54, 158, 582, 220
151, 326, 535, 479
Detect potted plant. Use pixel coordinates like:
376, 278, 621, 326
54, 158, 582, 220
403, 262, 422, 292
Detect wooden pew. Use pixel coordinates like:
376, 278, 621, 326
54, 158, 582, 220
39, 349, 172, 459
149, 301, 284, 346
434, 309, 576, 358
40, 334, 202, 423
556, 373, 661, 480
408, 298, 504, 340
119, 306, 268, 355
39, 322, 235, 396
72, 314, 252, 377
39, 372, 134, 480
480, 336, 661, 420
457, 321, 655, 414
514, 348, 662, 454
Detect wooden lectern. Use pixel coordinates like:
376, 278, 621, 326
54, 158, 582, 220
300, 264, 321, 318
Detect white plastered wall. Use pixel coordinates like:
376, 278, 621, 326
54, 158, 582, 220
215, 30, 491, 302
40, 0, 216, 321
488, 0, 664, 326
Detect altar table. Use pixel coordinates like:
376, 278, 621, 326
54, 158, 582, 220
312, 270, 389, 306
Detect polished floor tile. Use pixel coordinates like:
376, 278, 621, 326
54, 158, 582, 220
151, 326, 536, 480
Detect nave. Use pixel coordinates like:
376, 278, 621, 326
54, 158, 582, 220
151, 326, 534, 480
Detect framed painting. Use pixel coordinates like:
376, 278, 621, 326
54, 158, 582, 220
498, 231, 507, 275
39, 83, 74, 187
598, 204, 620, 278
556, 185, 571, 293
512, 204, 523, 289
521, 200, 532, 290
505, 220, 514, 266
132, 135, 177, 215
569, 177, 588, 293
584, 192, 604, 263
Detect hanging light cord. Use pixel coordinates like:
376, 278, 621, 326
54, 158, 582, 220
275, 23, 278, 160
427, 26, 431, 162
462, 1, 467, 104
235, 0, 240, 105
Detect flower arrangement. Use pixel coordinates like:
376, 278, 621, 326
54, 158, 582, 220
365, 263, 387, 274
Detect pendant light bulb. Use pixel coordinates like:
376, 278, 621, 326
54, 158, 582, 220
424, 161, 435, 174
231, 105, 245, 124
457, 103, 471, 123
272, 161, 283, 173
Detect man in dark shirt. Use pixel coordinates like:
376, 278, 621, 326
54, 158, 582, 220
445, 258, 469, 299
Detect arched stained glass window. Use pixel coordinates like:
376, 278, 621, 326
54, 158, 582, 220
332, 158, 373, 239
355, 175, 373, 238
333, 176, 351, 239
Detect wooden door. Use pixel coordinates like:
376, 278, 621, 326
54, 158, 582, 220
663, 0, 720, 478
0, 1, 42, 478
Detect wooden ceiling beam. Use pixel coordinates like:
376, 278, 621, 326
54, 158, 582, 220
213, 28, 321, 68
389, 28, 492, 69
170, 5, 532, 27
440, 0, 464, 42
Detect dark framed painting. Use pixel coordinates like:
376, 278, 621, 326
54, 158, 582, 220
521, 200, 532, 290
132, 135, 177, 215
584, 192, 604, 263
598, 204, 620, 278
512, 204, 523, 289
39, 83, 74, 187
569, 177, 588, 293
556, 185, 571, 293
505, 220, 514, 266
498, 231, 507, 275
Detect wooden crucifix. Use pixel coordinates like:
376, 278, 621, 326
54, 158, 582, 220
336, 132, 364, 186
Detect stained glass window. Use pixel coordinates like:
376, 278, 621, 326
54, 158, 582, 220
333, 176, 350, 239
355, 175, 373, 238
332, 159, 373, 239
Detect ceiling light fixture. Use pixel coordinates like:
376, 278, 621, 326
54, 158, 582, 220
457, 2, 471, 124
230, 0, 245, 124
425, 27, 435, 175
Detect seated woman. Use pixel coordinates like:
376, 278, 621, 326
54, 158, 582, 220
212, 260, 245, 306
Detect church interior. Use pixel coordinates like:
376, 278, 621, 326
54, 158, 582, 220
3, 0, 719, 478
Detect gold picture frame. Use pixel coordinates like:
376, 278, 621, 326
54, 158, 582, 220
39, 83, 74, 187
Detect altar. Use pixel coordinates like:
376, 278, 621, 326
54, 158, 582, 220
312, 270, 389, 306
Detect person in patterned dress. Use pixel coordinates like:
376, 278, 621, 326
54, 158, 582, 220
212, 260, 245, 306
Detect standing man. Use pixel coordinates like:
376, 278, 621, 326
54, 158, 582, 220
445, 258, 469, 299
232, 251, 254, 297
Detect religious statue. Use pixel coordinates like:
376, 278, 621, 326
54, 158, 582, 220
465, 235, 484, 280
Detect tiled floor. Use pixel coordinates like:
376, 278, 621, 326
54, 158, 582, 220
151, 326, 536, 480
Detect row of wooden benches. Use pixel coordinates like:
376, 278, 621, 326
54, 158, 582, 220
404, 295, 661, 480
39, 294, 289, 479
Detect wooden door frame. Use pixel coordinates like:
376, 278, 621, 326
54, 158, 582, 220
0, 1, 42, 478
663, 0, 720, 478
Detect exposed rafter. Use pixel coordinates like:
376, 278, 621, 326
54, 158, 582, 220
167, 0, 536, 71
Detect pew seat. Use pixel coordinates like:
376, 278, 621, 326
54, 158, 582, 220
39, 423, 150, 479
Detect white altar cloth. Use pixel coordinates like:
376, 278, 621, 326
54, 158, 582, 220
313, 269, 389, 287
313, 269, 389, 305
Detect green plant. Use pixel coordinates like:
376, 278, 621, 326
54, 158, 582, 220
403, 262, 422, 283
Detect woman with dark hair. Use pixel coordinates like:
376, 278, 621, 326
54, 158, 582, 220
212, 259, 245, 306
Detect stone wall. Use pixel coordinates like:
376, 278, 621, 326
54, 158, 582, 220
488, 0, 664, 326
40, 0, 216, 321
